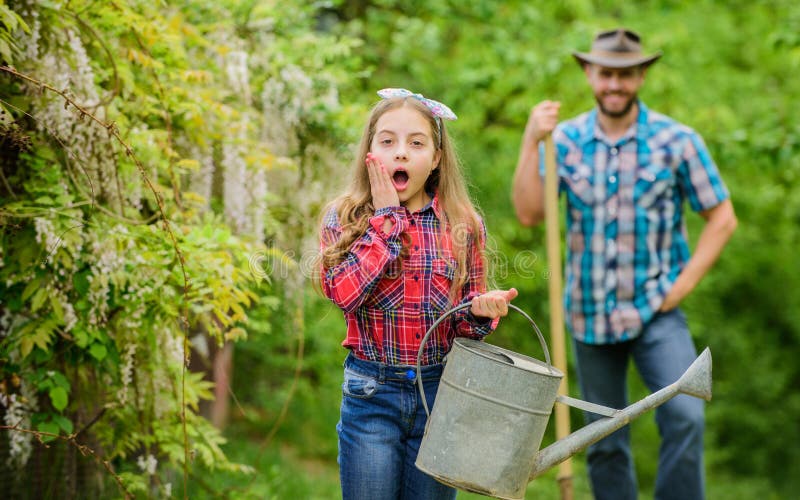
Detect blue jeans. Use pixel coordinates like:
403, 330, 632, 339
337, 352, 456, 500
573, 309, 705, 500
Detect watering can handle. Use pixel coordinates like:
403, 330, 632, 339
416, 302, 552, 418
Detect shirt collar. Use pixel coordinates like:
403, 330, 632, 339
408, 190, 442, 219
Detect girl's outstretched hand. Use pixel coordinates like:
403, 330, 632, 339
470, 288, 519, 319
366, 152, 399, 210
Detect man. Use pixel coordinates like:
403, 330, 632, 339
512, 28, 737, 500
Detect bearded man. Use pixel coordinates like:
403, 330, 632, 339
512, 28, 737, 500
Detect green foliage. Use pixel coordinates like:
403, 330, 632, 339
0, 4, 29, 64
0, 0, 359, 496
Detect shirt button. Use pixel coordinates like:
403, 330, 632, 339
413, 275, 419, 281
414, 245, 419, 250
609, 175, 617, 184
416, 333, 421, 339
610, 147, 618, 155
410, 219, 416, 226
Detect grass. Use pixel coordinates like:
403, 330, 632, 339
193, 422, 593, 500
187, 424, 340, 499
195, 427, 781, 500
189, 377, 782, 500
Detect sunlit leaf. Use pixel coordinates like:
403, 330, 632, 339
37, 421, 60, 443
49, 386, 68, 411
89, 343, 108, 361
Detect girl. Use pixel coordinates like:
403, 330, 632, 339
319, 88, 517, 500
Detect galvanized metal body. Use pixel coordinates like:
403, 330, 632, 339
414, 304, 713, 500
416, 338, 563, 499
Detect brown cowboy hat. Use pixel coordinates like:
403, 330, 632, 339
572, 28, 662, 68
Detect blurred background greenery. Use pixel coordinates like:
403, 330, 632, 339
1, 0, 798, 499
225, 1, 799, 499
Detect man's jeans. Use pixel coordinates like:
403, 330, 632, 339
337, 353, 456, 500
573, 308, 705, 500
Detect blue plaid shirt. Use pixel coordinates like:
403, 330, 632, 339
542, 101, 729, 344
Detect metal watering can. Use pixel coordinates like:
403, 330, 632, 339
415, 303, 712, 500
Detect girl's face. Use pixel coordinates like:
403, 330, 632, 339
370, 106, 441, 213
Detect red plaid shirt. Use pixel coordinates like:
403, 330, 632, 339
321, 194, 496, 366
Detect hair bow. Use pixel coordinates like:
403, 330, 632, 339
377, 88, 458, 121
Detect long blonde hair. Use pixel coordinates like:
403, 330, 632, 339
319, 96, 486, 298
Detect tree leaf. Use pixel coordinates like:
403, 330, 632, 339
37, 421, 60, 443
51, 371, 70, 390
53, 415, 74, 434
30, 287, 48, 312
49, 386, 68, 411
32, 319, 57, 350
35, 195, 55, 205
89, 343, 107, 361
21, 278, 41, 301
50, 294, 64, 323
20, 337, 34, 359
73, 327, 89, 348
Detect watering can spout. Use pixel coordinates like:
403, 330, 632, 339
528, 348, 712, 481
676, 347, 713, 401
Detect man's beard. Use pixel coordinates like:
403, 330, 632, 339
595, 92, 637, 118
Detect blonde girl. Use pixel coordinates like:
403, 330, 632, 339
319, 88, 516, 499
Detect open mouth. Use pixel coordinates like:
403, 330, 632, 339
392, 169, 409, 190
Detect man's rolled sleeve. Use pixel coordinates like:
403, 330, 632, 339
679, 132, 730, 212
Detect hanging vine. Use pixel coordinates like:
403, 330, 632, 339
1, 0, 361, 497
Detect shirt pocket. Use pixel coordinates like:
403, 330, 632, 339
563, 163, 595, 218
342, 368, 378, 399
429, 257, 457, 312
635, 162, 674, 208
365, 259, 404, 310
